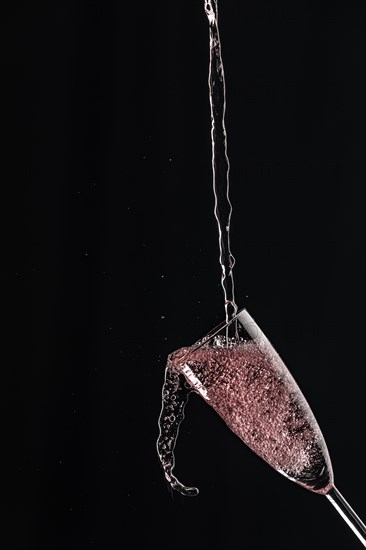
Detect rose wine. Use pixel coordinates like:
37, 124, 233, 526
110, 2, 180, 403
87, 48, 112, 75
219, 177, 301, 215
157, 337, 334, 496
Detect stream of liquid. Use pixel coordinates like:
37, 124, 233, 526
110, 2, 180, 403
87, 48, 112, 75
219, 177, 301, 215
205, 0, 238, 324
157, 0, 249, 497
157, 1, 238, 494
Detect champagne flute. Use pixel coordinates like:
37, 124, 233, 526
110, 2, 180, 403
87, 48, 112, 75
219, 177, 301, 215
157, 308, 366, 547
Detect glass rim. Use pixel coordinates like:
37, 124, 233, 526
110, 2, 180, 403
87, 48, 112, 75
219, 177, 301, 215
176, 307, 271, 368
184, 307, 248, 357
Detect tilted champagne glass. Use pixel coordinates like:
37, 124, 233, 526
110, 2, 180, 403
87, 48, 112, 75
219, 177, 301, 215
157, 308, 366, 547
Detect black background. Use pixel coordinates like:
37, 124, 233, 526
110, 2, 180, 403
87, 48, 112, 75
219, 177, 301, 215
4, 0, 366, 549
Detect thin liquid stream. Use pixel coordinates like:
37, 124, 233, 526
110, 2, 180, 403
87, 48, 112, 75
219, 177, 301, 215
205, 0, 237, 325
157, 0, 238, 496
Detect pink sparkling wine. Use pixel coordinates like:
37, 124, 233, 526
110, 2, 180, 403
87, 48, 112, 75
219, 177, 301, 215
157, 334, 334, 496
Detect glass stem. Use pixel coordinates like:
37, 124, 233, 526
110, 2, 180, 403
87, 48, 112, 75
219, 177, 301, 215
326, 486, 366, 547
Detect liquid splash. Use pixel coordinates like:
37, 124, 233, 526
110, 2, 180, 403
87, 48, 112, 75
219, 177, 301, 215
156, 349, 199, 496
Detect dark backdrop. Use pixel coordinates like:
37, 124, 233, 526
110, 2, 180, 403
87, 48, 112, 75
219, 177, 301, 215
4, 1, 366, 549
